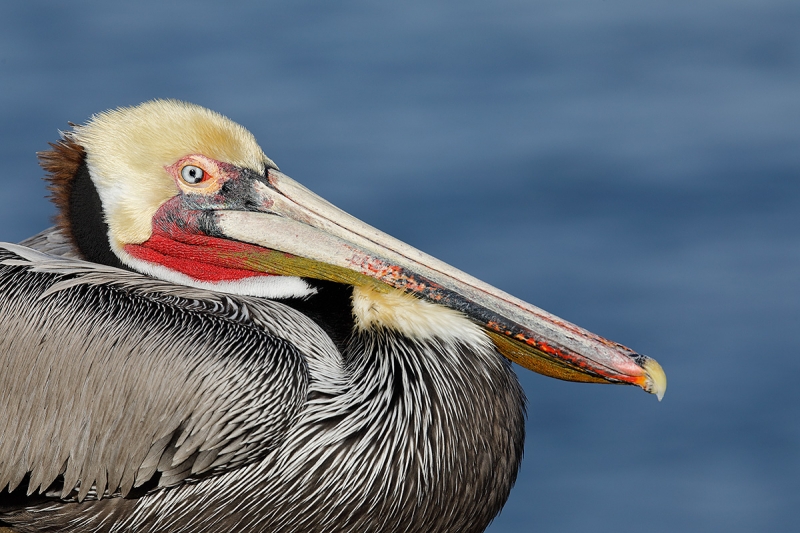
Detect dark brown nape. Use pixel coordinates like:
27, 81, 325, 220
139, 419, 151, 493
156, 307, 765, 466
38, 132, 85, 248
37, 131, 127, 269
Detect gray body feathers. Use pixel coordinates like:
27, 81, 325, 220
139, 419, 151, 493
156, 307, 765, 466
0, 231, 525, 533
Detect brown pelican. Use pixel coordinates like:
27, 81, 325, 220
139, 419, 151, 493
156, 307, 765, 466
0, 100, 666, 533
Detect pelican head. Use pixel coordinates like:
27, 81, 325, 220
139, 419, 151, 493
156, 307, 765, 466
40, 99, 665, 399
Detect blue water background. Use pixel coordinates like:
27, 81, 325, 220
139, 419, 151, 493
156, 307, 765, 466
1, 2, 798, 531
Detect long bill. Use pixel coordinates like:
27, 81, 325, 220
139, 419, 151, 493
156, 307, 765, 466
213, 169, 666, 400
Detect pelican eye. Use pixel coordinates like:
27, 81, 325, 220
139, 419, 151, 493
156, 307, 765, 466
181, 165, 205, 184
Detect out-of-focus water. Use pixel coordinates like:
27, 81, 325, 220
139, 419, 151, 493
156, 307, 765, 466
1, 2, 798, 531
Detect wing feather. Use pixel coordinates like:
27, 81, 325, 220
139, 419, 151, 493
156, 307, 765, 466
0, 244, 308, 503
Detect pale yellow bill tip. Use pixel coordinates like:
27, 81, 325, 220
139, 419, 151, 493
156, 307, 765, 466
642, 357, 667, 401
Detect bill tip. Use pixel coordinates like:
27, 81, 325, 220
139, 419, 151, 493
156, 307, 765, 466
642, 357, 667, 401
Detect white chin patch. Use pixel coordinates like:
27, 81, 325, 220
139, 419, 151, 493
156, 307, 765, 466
120, 253, 317, 300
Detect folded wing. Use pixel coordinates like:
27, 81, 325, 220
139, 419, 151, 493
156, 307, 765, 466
0, 243, 308, 503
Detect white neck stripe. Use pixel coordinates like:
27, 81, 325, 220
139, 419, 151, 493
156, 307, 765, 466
118, 250, 318, 300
